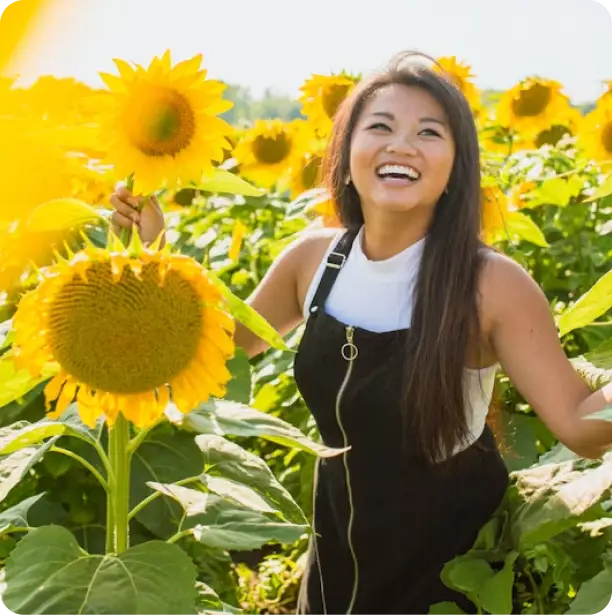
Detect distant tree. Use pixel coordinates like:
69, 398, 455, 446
220, 83, 303, 125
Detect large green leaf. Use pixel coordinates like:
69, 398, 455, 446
199, 169, 263, 197
131, 428, 203, 538
0, 412, 98, 455
478, 551, 518, 615
558, 268, 612, 336
0, 351, 58, 408
224, 348, 252, 404
0, 425, 58, 503
195, 581, 240, 615
196, 434, 306, 523
565, 566, 612, 614
504, 211, 549, 247
531, 177, 582, 208
0, 493, 46, 534
584, 172, 612, 203
183, 400, 347, 458
509, 456, 612, 550
2, 525, 198, 614
150, 484, 308, 551
207, 274, 291, 352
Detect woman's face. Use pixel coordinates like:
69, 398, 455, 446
349, 84, 455, 218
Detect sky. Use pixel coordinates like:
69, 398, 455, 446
2, 0, 612, 104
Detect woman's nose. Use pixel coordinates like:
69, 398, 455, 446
385, 135, 418, 156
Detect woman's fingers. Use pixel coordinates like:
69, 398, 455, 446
110, 193, 140, 223
111, 210, 136, 230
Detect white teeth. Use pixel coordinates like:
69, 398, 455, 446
377, 164, 421, 180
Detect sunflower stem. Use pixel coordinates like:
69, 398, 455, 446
127, 421, 159, 456
109, 413, 131, 554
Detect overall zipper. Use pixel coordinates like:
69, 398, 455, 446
335, 325, 359, 614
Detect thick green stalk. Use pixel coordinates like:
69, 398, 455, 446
109, 413, 131, 554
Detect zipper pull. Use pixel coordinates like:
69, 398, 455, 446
341, 326, 359, 361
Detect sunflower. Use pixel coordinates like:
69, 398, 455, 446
233, 119, 304, 188
99, 51, 234, 195
481, 185, 510, 244
12, 234, 235, 428
289, 152, 324, 199
496, 77, 575, 136
435, 56, 481, 111
304, 189, 342, 228
299, 73, 359, 137
578, 95, 612, 163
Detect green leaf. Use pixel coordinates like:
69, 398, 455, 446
510, 456, 612, 550
584, 173, 612, 203
224, 349, 252, 404
196, 433, 306, 523
558, 268, 612, 336
131, 428, 203, 539
207, 273, 291, 352
0, 412, 98, 455
0, 493, 46, 534
0, 428, 58, 503
195, 581, 241, 615
564, 566, 612, 614
443, 557, 495, 595
189, 507, 308, 551
182, 400, 347, 458
26, 198, 103, 232
0, 351, 58, 408
504, 211, 549, 247
479, 552, 519, 615
2, 525, 198, 614
532, 177, 580, 208
428, 602, 467, 614
501, 412, 540, 472
199, 169, 263, 197
151, 484, 309, 551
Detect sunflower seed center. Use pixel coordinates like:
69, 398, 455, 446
48, 261, 202, 394
124, 85, 196, 157
512, 83, 552, 118
252, 132, 292, 164
322, 83, 352, 120
602, 123, 612, 154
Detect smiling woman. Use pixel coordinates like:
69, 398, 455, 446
108, 49, 612, 615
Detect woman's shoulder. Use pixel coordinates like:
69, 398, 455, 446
478, 245, 549, 324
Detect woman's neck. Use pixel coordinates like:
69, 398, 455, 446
360, 211, 430, 261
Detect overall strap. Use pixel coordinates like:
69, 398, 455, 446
309, 229, 358, 314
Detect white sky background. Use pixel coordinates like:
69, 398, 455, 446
2, 0, 612, 103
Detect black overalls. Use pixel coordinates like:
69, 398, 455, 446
294, 230, 509, 615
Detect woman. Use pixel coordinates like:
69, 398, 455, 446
110, 51, 612, 614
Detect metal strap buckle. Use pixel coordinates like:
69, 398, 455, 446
326, 251, 346, 269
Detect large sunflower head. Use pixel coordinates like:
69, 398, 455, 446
233, 119, 304, 189
99, 51, 234, 194
12, 234, 235, 428
434, 56, 481, 112
299, 73, 359, 137
495, 77, 574, 136
578, 95, 612, 163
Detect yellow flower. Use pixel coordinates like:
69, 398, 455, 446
481, 185, 511, 244
99, 51, 234, 194
496, 77, 575, 136
233, 119, 303, 188
435, 56, 481, 111
578, 96, 612, 163
229, 221, 247, 262
289, 152, 324, 199
304, 190, 343, 228
12, 235, 236, 428
299, 73, 359, 137
0, 118, 77, 225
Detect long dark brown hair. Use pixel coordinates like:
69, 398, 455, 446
322, 51, 488, 464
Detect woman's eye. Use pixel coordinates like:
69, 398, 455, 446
368, 122, 391, 131
420, 128, 441, 137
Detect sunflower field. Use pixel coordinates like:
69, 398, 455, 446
0, 46, 612, 615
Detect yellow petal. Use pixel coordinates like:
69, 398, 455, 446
44, 371, 68, 409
